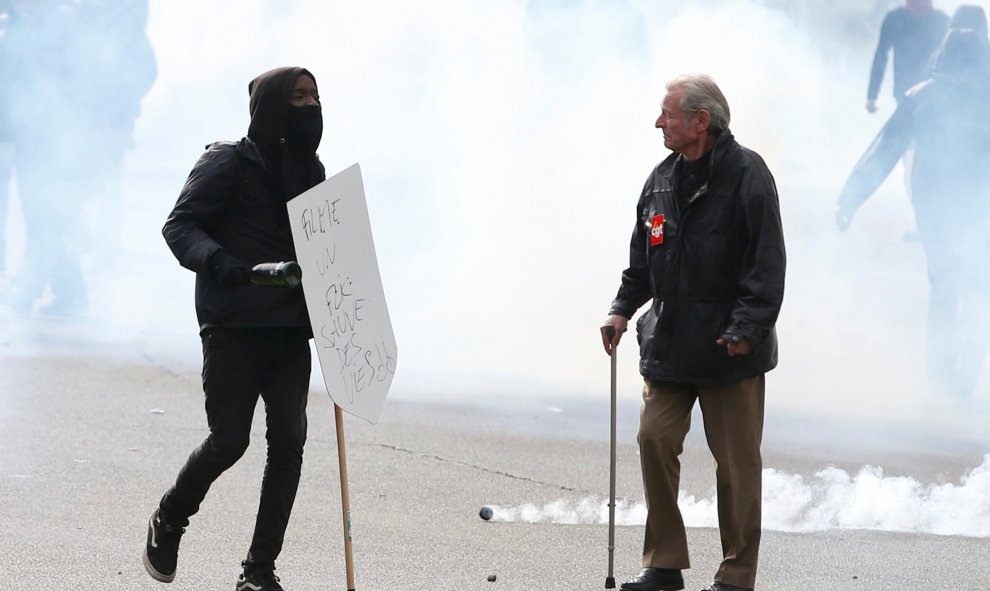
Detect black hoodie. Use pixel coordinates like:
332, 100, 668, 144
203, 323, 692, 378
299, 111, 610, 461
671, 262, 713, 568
162, 66, 326, 333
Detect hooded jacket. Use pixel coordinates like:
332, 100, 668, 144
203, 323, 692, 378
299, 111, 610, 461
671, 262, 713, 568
163, 67, 326, 332
610, 131, 786, 384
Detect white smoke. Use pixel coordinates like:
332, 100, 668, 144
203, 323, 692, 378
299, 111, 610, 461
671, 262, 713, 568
487, 455, 990, 537
4, 0, 990, 419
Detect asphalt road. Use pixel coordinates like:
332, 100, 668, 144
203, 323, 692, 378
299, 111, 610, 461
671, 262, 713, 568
2, 320, 989, 591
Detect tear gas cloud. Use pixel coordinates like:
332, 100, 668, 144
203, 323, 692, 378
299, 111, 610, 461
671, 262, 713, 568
3, 0, 990, 434
487, 453, 990, 537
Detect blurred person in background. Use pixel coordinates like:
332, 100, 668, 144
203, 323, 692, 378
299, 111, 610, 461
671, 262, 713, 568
866, 0, 949, 113
837, 28, 990, 400
0, 0, 155, 316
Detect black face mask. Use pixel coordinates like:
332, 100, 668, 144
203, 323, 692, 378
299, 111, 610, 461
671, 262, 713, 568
285, 104, 323, 154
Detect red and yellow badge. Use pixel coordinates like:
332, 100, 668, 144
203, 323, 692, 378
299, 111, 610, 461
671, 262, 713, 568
649, 214, 665, 246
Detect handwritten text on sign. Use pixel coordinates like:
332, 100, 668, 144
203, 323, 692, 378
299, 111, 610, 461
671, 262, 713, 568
288, 164, 396, 424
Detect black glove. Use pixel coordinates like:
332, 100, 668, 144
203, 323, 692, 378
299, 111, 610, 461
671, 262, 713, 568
210, 251, 250, 286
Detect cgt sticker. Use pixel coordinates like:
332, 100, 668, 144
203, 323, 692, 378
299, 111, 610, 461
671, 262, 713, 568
649, 214, 665, 246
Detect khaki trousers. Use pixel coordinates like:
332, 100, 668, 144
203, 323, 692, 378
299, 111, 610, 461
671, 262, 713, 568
638, 375, 765, 589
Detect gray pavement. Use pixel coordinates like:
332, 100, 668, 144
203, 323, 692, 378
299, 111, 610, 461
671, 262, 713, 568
2, 321, 989, 591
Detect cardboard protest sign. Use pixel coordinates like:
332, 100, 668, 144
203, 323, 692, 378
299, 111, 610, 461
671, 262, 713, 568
287, 163, 396, 424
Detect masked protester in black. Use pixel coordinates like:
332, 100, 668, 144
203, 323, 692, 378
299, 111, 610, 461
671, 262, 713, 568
837, 30, 990, 400
144, 67, 325, 591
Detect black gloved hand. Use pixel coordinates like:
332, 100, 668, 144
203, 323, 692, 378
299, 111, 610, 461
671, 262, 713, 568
210, 251, 250, 286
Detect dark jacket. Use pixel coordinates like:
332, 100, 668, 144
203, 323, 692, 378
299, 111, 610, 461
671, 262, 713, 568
163, 67, 325, 332
610, 131, 785, 384
869, 6, 950, 101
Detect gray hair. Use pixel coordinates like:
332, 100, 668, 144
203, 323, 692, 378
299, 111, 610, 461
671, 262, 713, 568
666, 74, 731, 134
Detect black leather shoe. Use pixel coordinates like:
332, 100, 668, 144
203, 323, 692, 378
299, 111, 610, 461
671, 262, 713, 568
701, 582, 753, 591
620, 567, 685, 591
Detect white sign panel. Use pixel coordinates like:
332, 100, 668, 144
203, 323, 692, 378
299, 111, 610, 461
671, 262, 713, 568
287, 163, 396, 424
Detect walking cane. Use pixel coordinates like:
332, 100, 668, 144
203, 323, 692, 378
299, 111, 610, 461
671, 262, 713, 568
334, 404, 356, 591
605, 326, 618, 589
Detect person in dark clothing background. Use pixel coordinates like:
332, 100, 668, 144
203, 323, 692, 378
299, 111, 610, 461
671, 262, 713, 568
0, 0, 155, 315
143, 67, 325, 591
866, 0, 949, 113
837, 28, 990, 400
601, 74, 785, 591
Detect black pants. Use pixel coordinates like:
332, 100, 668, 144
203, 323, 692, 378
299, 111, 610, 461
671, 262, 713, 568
159, 327, 311, 568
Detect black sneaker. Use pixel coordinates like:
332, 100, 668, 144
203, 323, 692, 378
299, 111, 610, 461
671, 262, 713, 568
143, 508, 184, 583
236, 564, 284, 591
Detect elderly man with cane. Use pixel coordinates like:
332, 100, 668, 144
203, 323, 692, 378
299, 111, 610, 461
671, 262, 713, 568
601, 73, 785, 591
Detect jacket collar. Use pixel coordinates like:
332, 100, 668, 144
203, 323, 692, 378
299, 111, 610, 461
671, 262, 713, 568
657, 129, 735, 200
